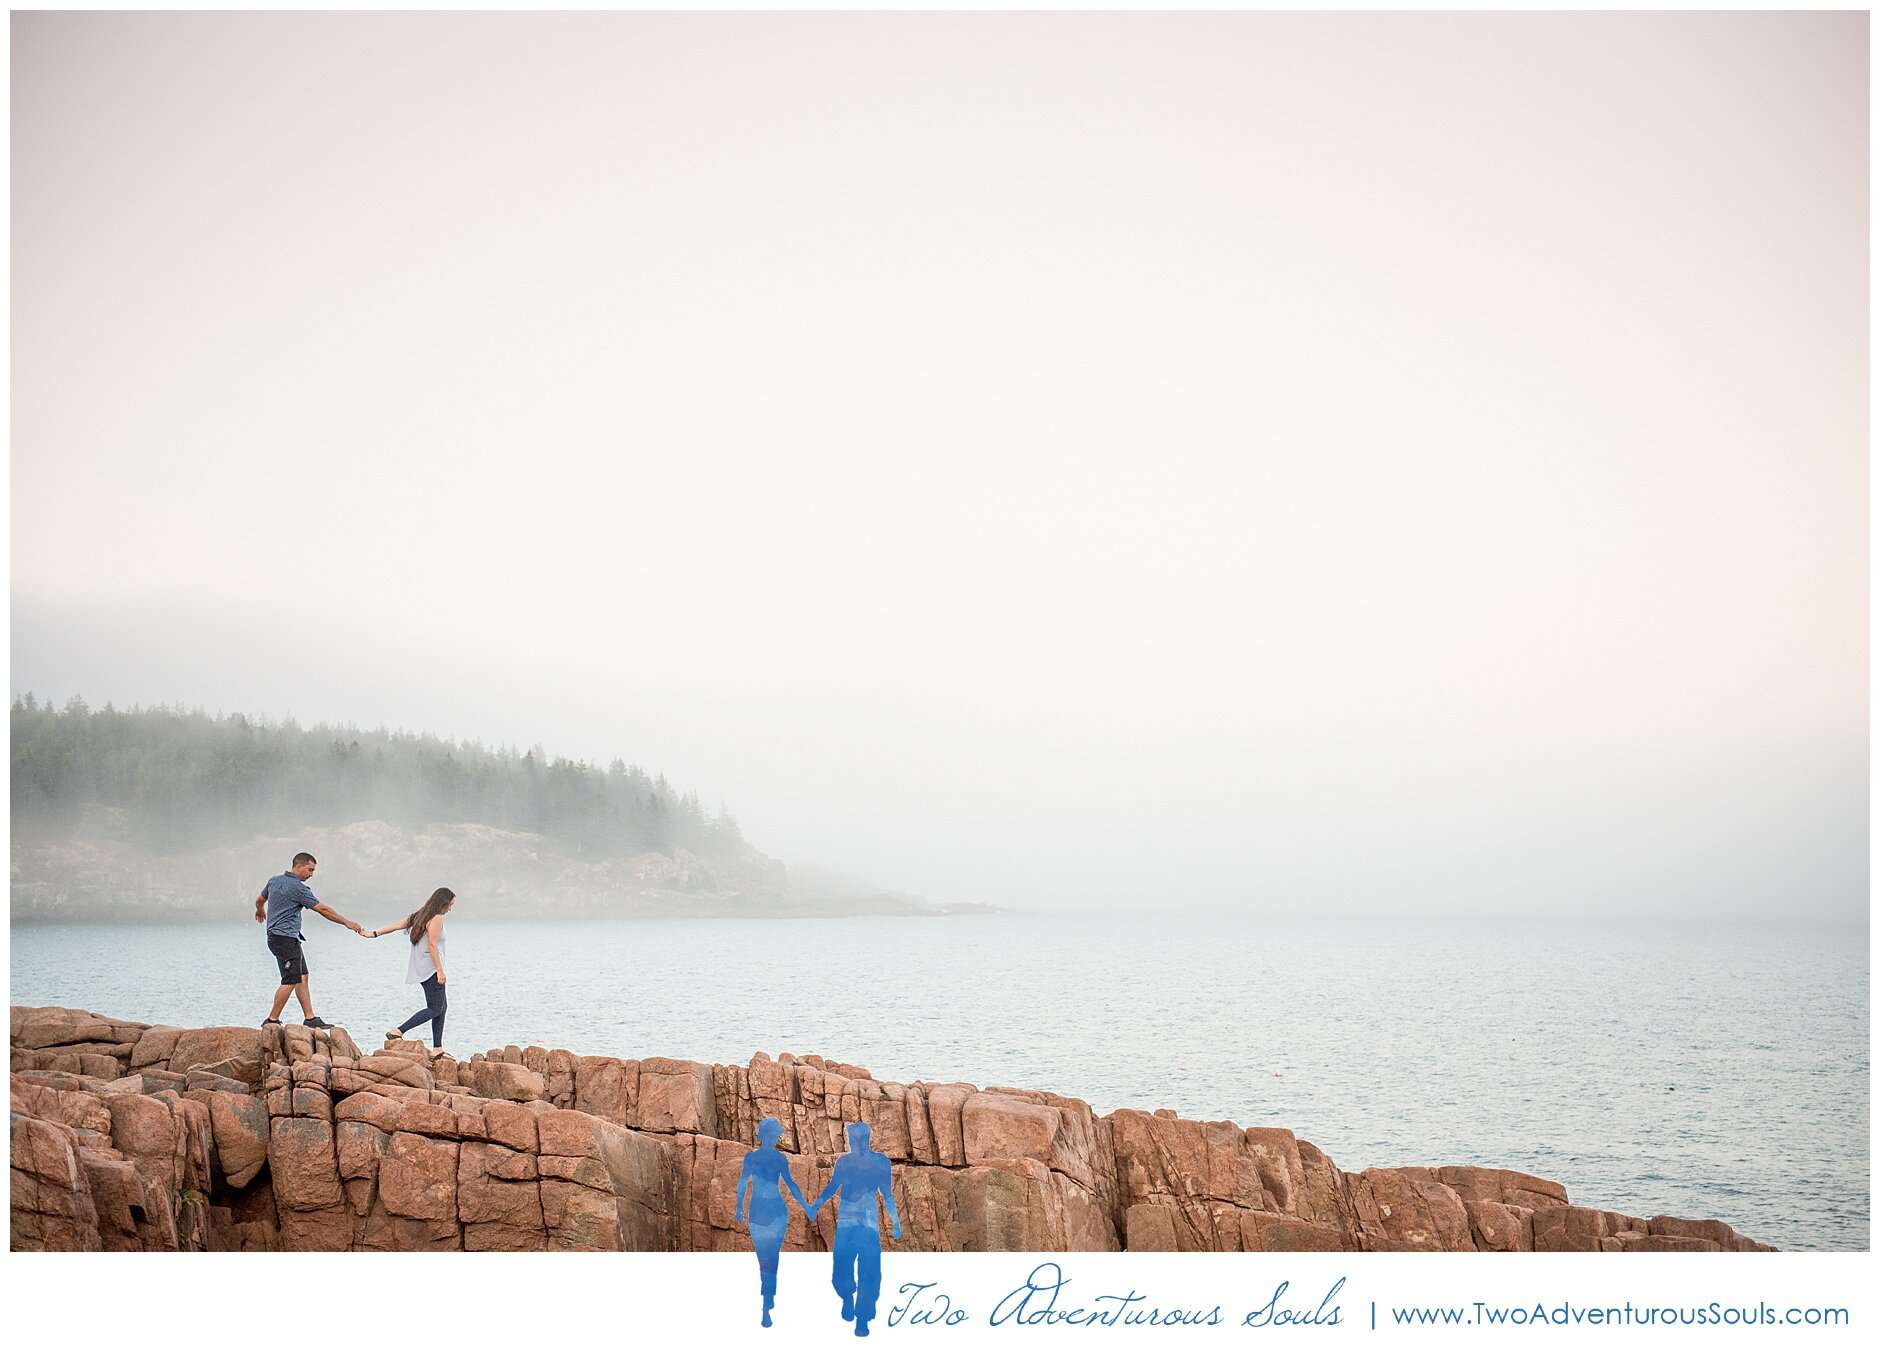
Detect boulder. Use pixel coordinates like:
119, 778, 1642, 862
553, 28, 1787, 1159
167, 1028, 268, 1086
963, 1092, 1060, 1166
572, 1055, 638, 1126
11, 1113, 103, 1250
1238, 1209, 1351, 1251
1124, 1199, 1180, 1251
1108, 1108, 1265, 1219
129, 1027, 183, 1071
78, 1148, 150, 1250
1625, 1233, 1723, 1251
536, 1108, 668, 1250
634, 1058, 715, 1136
1646, 1215, 1745, 1250
1242, 1128, 1308, 1218
482, 1101, 539, 1153
152, 1090, 216, 1195
889, 1158, 1113, 1251
1435, 1165, 1567, 1208
459, 1141, 544, 1246
110, 1070, 187, 1095
1350, 1169, 1473, 1251
12, 1075, 113, 1137
332, 1091, 408, 1133
269, 1116, 342, 1212
464, 1060, 544, 1104
406, 1101, 467, 1138
358, 1054, 433, 1090
184, 1068, 252, 1095
1465, 1199, 1534, 1251
103, 1092, 181, 1195
924, 1084, 975, 1167
378, 1132, 459, 1222
18, 1008, 118, 1051
1532, 1205, 1619, 1252
188, 1090, 270, 1189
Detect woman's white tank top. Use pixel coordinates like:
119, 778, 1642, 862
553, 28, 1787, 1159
407, 921, 443, 984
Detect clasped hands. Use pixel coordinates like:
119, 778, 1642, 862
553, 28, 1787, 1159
738, 1191, 901, 1240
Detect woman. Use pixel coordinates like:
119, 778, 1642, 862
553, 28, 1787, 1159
733, 1117, 812, 1328
365, 887, 454, 1048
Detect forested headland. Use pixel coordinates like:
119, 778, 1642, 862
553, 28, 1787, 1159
11, 694, 743, 859
10, 696, 972, 920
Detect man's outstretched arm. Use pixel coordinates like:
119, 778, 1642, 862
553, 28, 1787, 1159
311, 901, 364, 934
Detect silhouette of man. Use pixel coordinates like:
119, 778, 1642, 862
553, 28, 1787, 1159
806, 1121, 901, 1337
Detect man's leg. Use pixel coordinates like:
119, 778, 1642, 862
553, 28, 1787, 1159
265, 936, 300, 1022
294, 978, 314, 1018
855, 1235, 883, 1334
831, 1225, 861, 1319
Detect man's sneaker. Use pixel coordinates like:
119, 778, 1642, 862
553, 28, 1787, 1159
261, 1017, 283, 1027
302, 1016, 331, 1029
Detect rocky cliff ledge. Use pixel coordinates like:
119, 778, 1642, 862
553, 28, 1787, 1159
10, 1005, 1773, 1253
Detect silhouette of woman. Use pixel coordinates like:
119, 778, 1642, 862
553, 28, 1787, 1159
733, 1117, 812, 1327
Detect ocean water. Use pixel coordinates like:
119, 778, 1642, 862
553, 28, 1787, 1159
9, 913, 1868, 1251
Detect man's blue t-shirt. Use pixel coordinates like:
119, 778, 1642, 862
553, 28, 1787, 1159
262, 873, 321, 939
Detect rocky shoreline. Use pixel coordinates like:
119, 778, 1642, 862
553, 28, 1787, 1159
10, 1005, 1774, 1253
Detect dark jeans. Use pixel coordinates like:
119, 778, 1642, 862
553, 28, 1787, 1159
398, 975, 447, 1047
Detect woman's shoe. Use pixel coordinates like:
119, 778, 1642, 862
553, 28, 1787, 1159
385, 1029, 404, 1044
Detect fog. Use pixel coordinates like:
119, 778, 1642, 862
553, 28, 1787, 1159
10, 12, 1868, 920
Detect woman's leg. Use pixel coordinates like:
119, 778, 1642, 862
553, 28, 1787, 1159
752, 1220, 785, 1306
425, 978, 447, 1047
396, 976, 447, 1041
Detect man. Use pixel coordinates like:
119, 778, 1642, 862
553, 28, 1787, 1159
805, 1121, 902, 1337
255, 852, 363, 1029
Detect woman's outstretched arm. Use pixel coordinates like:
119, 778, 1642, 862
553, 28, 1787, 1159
364, 914, 414, 939
780, 1166, 813, 1217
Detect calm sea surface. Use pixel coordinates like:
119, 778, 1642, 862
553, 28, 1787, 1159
9, 914, 1868, 1250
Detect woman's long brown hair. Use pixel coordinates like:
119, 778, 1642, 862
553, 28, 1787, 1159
408, 887, 455, 944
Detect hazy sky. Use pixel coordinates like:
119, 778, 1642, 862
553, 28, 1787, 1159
10, 11, 1868, 918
